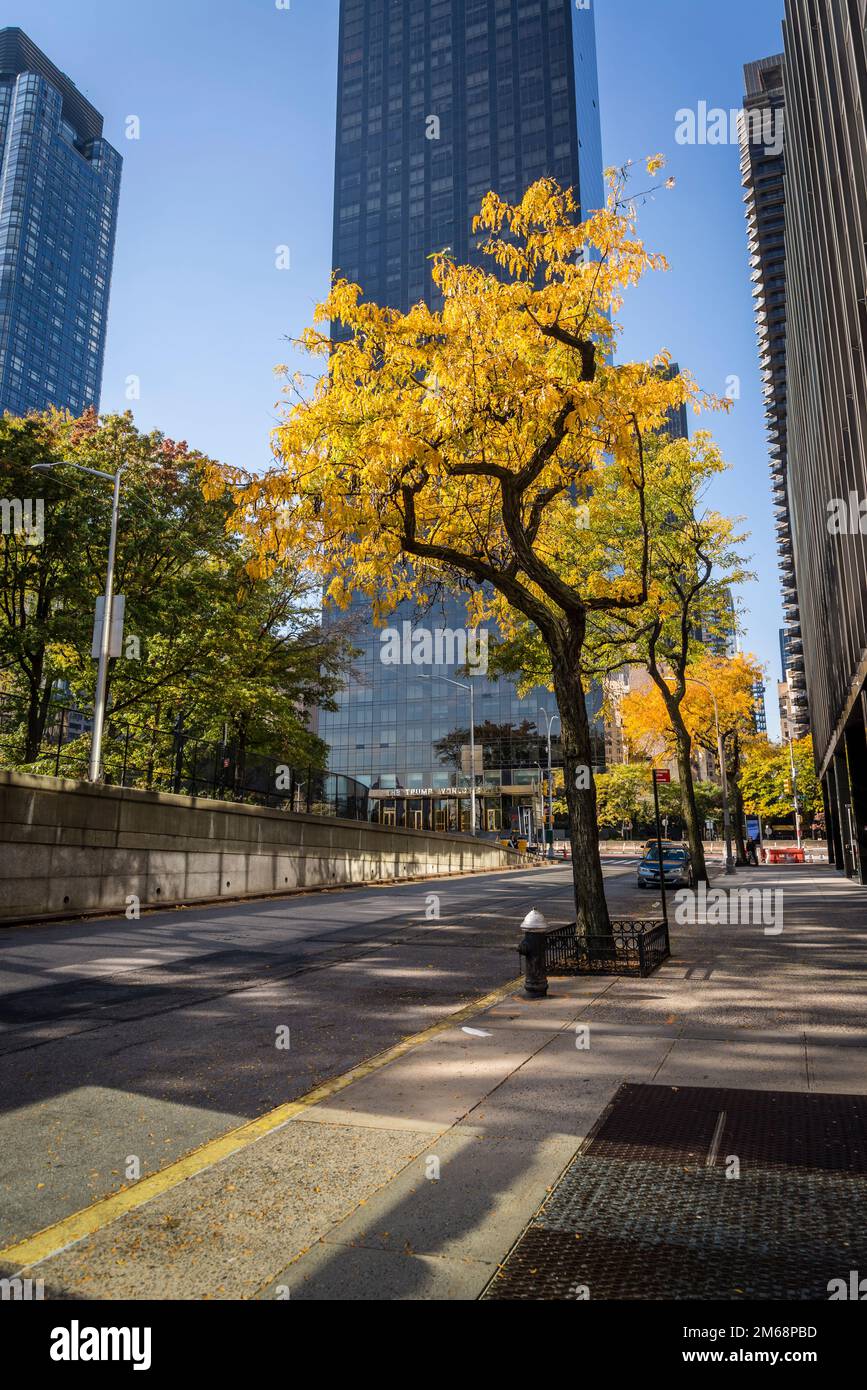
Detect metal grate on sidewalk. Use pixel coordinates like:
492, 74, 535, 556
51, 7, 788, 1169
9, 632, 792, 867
483, 1083, 867, 1300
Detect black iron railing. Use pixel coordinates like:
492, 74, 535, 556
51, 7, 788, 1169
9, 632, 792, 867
0, 694, 371, 821
544, 919, 671, 978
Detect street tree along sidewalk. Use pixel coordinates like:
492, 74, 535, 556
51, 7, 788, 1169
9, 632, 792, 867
620, 653, 764, 872
593, 764, 653, 836
207, 164, 723, 943
477, 430, 750, 871
739, 734, 820, 830
681, 653, 766, 864
597, 436, 751, 884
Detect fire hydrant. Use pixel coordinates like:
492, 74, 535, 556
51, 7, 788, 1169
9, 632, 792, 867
518, 909, 550, 998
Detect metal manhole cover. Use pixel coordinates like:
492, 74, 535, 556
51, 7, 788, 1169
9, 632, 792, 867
483, 1083, 867, 1300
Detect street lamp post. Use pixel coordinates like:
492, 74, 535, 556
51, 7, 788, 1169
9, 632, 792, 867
538, 707, 561, 860
418, 672, 477, 835
687, 676, 735, 876
33, 459, 123, 783
532, 763, 546, 847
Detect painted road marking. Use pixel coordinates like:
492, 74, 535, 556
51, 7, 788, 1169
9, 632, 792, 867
0, 976, 523, 1272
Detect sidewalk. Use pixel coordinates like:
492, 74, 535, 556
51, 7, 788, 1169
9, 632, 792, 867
8, 863, 867, 1300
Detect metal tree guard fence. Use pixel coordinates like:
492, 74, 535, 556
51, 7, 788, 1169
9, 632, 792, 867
0, 694, 371, 821
544, 919, 671, 978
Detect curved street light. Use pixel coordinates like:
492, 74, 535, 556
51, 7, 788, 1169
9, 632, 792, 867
417, 671, 477, 835
538, 707, 561, 860
32, 459, 123, 783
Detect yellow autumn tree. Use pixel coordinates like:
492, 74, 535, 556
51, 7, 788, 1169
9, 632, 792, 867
206, 164, 720, 940
620, 652, 764, 862
620, 653, 761, 757
739, 734, 819, 827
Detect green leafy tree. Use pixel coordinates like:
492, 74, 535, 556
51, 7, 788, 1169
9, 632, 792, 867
0, 410, 354, 776
594, 764, 652, 835
739, 736, 819, 827
658, 778, 722, 832
0, 411, 99, 758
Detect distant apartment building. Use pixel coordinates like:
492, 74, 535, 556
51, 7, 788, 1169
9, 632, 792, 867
777, 627, 794, 745
739, 54, 810, 738
603, 665, 716, 785
697, 586, 738, 659
778, 679, 793, 746
752, 680, 768, 735
603, 667, 637, 769
0, 28, 122, 417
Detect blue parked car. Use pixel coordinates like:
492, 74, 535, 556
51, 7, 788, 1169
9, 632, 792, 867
637, 845, 695, 890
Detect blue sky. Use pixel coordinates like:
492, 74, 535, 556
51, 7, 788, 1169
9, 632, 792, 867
21, 0, 787, 732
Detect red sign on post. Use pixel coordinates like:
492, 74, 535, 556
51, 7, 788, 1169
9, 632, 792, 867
653, 769, 671, 784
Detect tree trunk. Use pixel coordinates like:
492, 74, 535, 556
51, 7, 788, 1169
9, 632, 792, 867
648, 667, 709, 885
731, 740, 748, 864
669, 711, 709, 883
24, 689, 43, 763
550, 626, 613, 946
24, 658, 52, 763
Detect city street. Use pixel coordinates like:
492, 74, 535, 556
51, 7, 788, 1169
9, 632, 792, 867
0, 862, 642, 1261
3, 857, 865, 1300
1, 0, 864, 1340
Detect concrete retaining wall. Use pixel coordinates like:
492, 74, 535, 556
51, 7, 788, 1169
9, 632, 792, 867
0, 772, 520, 923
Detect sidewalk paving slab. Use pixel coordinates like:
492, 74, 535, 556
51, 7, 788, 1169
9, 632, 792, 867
10, 1119, 437, 1301
258, 1243, 494, 1302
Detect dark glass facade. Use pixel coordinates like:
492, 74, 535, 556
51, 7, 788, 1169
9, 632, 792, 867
323, 0, 605, 835
332, 0, 603, 309
0, 28, 121, 417
783, 0, 867, 882
740, 54, 810, 738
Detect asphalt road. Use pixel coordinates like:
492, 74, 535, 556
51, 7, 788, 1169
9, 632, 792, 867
0, 861, 649, 1250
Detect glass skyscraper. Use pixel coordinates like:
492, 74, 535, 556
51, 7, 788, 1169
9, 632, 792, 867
322, 0, 606, 837
0, 28, 122, 418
